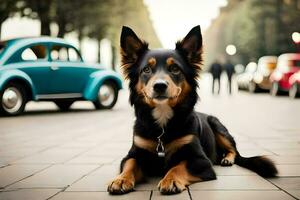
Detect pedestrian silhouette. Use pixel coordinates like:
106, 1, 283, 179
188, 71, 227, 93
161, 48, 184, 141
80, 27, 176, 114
224, 60, 235, 94
209, 60, 223, 94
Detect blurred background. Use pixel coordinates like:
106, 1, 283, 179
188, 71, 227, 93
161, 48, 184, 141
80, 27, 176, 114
1, 0, 299, 68
0, 1, 300, 199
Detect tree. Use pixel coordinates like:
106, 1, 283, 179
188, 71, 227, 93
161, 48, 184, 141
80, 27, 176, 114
0, 0, 22, 39
22, 0, 53, 35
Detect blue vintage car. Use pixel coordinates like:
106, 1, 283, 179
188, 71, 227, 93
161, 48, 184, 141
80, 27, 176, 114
0, 37, 123, 116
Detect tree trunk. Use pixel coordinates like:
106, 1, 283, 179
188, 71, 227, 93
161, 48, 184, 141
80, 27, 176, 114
40, 16, 51, 35
78, 30, 83, 54
57, 20, 66, 38
97, 38, 101, 63
111, 45, 116, 71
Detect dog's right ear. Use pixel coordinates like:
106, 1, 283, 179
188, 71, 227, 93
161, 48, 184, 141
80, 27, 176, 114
120, 26, 148, 68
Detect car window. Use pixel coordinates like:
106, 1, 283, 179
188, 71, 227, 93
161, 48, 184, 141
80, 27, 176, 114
68, 47, 81, 62
51, 45, 68, 61
0, 41, 6, 55
21, 45, 47, 61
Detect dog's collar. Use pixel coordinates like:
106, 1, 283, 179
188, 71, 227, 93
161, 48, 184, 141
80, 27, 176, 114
156, 128, 165, 157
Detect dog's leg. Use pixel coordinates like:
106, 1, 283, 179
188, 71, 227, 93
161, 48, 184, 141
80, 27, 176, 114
108, 158, 142, 194
215, 133, 237, 166
158, 161, 201, 194
207, 115, 237, 166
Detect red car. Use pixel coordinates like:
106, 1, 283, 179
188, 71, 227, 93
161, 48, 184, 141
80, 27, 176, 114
269, 53, 300, 96
289, 71, 300, 98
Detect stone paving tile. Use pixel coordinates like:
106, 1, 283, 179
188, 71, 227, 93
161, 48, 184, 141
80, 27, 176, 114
276, 165, 300, 177
0, 164, 49, 188
270, 149, 300, 156
0, 156, 23, 165
66, 165, 119, 192
0, 189, 61, 200
12, 148, 87, 164
189, 176, 277, 190
266, 156, 300, 165
286, 190, 300, 199
66, 155, 116, 165
8, 164, 98, 189
268, 177, 300, 190
213, 165, 256, 176
135, 178, 161, 191
151, 191, 190, 200
0, 147, 49, 157
82, 147, 127, 157
190, 191, 295, 200
50, 191, 151, 200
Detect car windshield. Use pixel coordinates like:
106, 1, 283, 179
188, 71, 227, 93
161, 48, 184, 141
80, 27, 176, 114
277, 58, 300, 72
292, 60, 300, 68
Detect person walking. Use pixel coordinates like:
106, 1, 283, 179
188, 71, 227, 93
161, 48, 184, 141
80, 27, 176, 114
224, 60, 235, 94
209, 60, 223, 94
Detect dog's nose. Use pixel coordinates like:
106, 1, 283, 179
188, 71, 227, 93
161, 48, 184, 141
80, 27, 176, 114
153, 80, 168, 93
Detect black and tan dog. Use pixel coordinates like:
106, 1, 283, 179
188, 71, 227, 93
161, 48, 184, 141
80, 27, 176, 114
108, 25, 277, 195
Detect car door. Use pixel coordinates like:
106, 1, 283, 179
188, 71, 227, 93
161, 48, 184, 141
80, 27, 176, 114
49, 44, 92, 94
15, 44, 53, 95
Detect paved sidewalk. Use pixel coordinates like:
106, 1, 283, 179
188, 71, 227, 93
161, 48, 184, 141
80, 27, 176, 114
0, 75, 300, 200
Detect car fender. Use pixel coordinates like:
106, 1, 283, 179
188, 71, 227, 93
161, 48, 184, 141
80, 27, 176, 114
83, 70, 123, 101
0, 69, 37, 100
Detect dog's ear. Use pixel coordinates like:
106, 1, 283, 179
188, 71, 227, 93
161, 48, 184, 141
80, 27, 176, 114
176, 25, 203, 68
120, 26, 148, 66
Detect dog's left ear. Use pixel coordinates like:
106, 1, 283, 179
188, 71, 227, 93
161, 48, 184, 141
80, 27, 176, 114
120, 26, 148, 64
176, 25, 203, 66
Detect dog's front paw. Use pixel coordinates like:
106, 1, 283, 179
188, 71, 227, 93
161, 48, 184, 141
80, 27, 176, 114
107, 176, 135, 195
158, 177, 186, 194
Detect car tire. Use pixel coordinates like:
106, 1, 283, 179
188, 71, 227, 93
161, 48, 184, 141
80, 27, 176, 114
55, 101, 74, 111
249, 81, 258, 93
93, 81, 118, 109
289, 83, 299, 99
0, 82, 27, 116
270, 82, 279, 96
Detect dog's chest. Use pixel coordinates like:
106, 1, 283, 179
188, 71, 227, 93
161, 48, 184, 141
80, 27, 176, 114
152, 104, 174, 127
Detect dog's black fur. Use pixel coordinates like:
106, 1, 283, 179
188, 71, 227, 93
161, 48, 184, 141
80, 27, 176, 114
108, 25, 278, 195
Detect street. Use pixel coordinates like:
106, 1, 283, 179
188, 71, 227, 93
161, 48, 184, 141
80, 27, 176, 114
0, 74, 300, 200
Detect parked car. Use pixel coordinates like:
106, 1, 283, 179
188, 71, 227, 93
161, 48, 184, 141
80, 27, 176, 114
269, 53, 300, 96
288, 71, 300, 98
249, 56, 277, 93
0, 37, 123, 116
236, 62, 257, 90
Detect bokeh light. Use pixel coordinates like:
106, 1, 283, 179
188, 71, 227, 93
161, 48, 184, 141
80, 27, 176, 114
226, 44, 237, 55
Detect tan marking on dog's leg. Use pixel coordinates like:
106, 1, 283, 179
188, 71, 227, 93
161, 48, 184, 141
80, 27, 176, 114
108, 158, 142, 194
215, 134, 236, 166
158, 161, 201, 194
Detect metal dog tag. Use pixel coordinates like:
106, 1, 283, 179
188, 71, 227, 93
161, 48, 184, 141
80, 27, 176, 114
156, 138, 165, 157
158, 151, 165, 157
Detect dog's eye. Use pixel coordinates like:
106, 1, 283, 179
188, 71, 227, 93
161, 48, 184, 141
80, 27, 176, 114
169, 65, 181, 74
142, 66, 152, 74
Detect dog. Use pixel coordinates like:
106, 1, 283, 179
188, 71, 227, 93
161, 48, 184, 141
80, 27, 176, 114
107, 25, 278, 195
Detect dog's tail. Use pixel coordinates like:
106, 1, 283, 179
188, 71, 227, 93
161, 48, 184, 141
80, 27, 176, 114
207, 115, 278, 178
235, 154, 278, 177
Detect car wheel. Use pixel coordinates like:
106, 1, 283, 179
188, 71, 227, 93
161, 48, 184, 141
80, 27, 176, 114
289, 83, 299, 99
94, 81, 118, 109
270, 82, 279, 96
55, 101, 74, 111
0, 83, 27, 116
248, 81, 258, 93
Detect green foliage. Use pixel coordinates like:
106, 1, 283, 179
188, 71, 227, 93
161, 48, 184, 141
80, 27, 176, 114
204, 0, 300, 66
